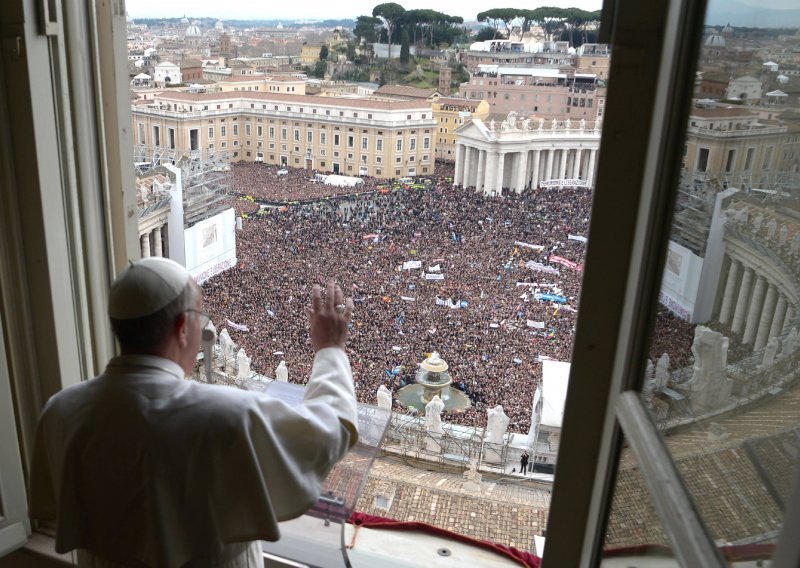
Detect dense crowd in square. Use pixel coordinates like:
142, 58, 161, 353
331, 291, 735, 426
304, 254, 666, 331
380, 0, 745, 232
203, 162, 695, 433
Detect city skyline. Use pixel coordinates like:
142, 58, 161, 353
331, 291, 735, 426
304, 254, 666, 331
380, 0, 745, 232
126, 0, 604, 23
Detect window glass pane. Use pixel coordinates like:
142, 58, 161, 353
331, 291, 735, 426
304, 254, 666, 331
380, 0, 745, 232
622, 0, 800, 559
125, 1, 606, 561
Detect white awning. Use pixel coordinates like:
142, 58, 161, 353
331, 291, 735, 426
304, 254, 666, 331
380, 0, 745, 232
541, 360, 570, 428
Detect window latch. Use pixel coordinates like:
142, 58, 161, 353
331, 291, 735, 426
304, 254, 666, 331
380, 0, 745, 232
38, 0, 60, 37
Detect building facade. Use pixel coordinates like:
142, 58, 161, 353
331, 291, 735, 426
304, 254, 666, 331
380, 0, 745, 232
682, 107, 796, 188
458, 66, 606, 120
453, 114, 601, 195
432, 97, 490, 161
131, 91, 437, 178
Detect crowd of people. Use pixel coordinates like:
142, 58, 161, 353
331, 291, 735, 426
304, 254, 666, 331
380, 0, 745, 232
232, 162, 414, 203
203, 161, 696, 434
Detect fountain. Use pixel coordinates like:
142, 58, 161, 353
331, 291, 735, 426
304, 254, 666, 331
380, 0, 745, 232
396, 352, 471, 413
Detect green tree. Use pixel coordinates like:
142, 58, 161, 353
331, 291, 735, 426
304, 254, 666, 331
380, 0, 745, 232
399, 29, 410, 64
477, 8, 518, 39
313, 60, 327, 78
529, 7, 567, 42
474, 27, 496, 42
319, 45, 329, 60
373, 3, 406, 59
353, 15, 381, 44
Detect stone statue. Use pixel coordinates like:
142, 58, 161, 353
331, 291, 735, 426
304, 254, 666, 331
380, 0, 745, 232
793, 233, 800, 255
779, 224, 788, 245
218, 328, 235, 368
685, 326, 731, 412
762, 337, 780, 368
580, 118, 586, 131
425, 395, 445, 435
236, 348, 251, 383
753, 213, 764, 232
654, 353, 670, 391
781, 327, 798, 357
275, 360, 288, 382
488, 119, 496, 132
767, 218, 777, 239
486, 405, 510, 445
642, 359, 656, 403
521, 117, 530, 130
501, 119, 510, 132
538, 117, 545, 131
564, 118, 571, 130
377, 384, 392, 410
551, 118, 558, 131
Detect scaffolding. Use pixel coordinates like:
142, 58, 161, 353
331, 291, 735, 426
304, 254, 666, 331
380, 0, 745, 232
133, 144, 232, 228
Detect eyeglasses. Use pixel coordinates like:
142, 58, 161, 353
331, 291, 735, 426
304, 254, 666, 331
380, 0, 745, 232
186, 309, 212, 329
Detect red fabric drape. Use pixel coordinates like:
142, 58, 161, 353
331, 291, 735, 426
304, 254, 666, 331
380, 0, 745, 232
349, 511, 540, 567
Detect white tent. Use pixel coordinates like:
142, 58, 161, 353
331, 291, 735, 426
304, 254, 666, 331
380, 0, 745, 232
322, 174, 363, 188
134, 73, 151, 80
541, 360, 571, 429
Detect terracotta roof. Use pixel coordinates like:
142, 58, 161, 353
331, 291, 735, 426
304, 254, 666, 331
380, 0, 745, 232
374, 85, 438, 99
180, 59, 203, 68
437, 97, 482, 108
266, 75, 304, 82
150, 90, 433, 111
690, 107, 757, 118
222, 74, 266, 82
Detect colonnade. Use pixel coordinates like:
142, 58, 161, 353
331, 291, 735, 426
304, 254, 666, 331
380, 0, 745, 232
140, 225, 166, 258
454, 144, 598, 194
718, 257, 795, 349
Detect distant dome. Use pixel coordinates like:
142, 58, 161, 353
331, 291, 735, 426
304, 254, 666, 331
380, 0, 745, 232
215, 20, 224, 30
180, 15, 189, 25
186, 25, 201, 38
704, 34, 726, 47
722, 24, 733, 34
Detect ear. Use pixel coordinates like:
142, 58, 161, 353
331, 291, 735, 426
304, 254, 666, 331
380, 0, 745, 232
175, 311, 190, 348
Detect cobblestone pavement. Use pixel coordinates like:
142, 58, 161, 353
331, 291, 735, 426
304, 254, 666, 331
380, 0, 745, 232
355, 457, 550, 551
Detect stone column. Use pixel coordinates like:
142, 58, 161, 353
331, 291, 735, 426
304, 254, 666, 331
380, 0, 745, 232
514, 152, 527, 193
531, 149, 541, 188
153, 226, 163, 257
544, 149, 554, 182
476, 150, 486, 193
587, 149, 597, 186
524, 150, 533, 189
463, 146, 474, 188
495, 152, 506, 194
731, 267, 754, 335
718, 258, 740, 325
558, 149, 568, 179
484, 151, 497, 195
743, 275, 766, 345
454, 144, 465, 186
573, 148, 583, 179
783, 305, 795, 333
769, 294, 787, 340
141, 232, 151, 258
755, 284, 778, 350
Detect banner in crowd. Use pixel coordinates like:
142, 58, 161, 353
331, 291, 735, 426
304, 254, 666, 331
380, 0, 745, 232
226, 319, 250, 332
427, 264, 442, 273
400, 296, 416, 302
549, 255, 583, 272
515, 241, 545, 251
435, 297, 467, 309
402, 260, 422, 270
533, 292, 568, 304
526, 260, 560, 275
526, 320, 546, 329
568, 234, 588, 243
425, 273, 445, 281
540, 179, 590, 188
